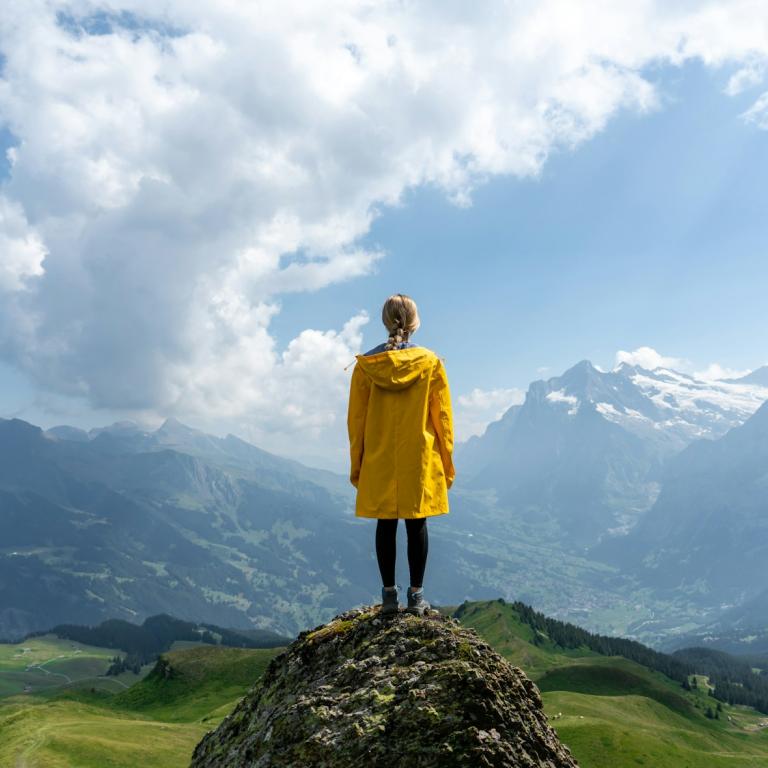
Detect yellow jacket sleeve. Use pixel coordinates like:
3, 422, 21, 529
347, 362, 371, 488
429, 358, 456, 489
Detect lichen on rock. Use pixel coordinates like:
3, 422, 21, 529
190, 605, 579, 767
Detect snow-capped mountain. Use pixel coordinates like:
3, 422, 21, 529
591, 363, 768, 450
456, 360, 768, 548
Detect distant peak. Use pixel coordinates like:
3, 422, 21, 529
560, 359, 600, 380
0, 418, 43, 437
726, 365, 768, 387
45, 425, 89, 442
88, 420, 144, 438
613, 360, 659, 376
157, 416, 197, 433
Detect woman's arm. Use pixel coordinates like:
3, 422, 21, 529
429, 358, 456, 489
347, 362, 371, 487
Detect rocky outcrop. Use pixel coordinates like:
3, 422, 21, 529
190, 605, 578, 767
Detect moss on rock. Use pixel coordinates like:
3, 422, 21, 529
190, 605, 578, 768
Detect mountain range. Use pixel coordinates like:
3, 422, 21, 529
457, 361, 768, 548
455, 359, 768, 641
0, 416, 527, 639
0, 416, 366, 639
1, 358, 767, 645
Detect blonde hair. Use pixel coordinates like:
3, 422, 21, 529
382, 293, 420, 351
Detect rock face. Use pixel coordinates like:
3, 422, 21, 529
190, 605, 578, 768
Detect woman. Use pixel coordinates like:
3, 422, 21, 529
347, 293, 456, 616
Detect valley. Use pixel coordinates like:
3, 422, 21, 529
2, 357, 768, 647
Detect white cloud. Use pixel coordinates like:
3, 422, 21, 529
741, 91, 768, 129
0, 195, 47, 291
456, 386, 524, 441
725, 59, 768, 95
614, 348, 753, 383
693, 363, 752, 381
615, 347, 688, 372
0, 1, 767, 458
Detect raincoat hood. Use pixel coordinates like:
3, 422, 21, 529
354, 347, 438, 391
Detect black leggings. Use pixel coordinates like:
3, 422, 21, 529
375, 518, 428, 589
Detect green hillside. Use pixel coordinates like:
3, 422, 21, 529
0, 700, 206, 768
109, 645, 281, 722
0, 643, 285, 768
0, 634, 136, 699
454, 599, 768, 768
3, 600, 768, 767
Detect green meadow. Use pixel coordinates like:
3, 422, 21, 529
0, 644, 283, 768
1, 602, 768, 767
0, 700, 206, 768
0, 634, 135, 699
455, 600, 768, 768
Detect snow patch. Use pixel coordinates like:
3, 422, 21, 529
595, 402, 620, 418
630, 372, 768, 422
546, 389, 578, 405
547, 389, 579, 416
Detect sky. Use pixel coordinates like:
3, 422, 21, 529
0, 1, 767, 472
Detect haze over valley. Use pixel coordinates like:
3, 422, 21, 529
3, 354, 766, 649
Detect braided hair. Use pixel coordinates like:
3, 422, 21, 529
382, 293, 420, 351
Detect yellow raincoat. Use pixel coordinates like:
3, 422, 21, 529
347, 346, 455, 519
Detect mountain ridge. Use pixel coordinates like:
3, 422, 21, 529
455, 358, 768, 548
0, 416, 364, 639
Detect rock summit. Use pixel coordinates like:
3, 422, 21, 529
190, 604, 578, 767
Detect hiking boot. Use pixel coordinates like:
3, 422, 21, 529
406, 587, 431, 616
380, 585, 400, 615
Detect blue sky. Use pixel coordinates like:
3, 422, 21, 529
272, 58, 767, 402
1, 4, 767, 469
